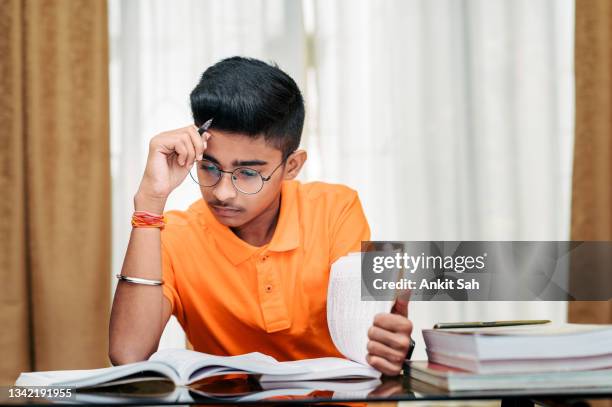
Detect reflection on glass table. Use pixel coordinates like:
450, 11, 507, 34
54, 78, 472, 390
5, 373, 612, 406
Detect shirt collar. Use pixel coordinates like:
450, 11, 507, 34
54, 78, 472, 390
268, 180, 299, 252
192, 180, 300, 266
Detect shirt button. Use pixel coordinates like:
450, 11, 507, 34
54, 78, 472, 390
265, 285, 273, 293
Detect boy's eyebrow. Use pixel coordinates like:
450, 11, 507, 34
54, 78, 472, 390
203, 153, 268, 167
233, 159, 268, 167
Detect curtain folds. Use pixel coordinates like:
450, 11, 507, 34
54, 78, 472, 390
0, 0, 111, 384
310, 0, 573, 353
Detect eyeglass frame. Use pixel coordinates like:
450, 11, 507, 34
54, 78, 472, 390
190, 151, 295, 195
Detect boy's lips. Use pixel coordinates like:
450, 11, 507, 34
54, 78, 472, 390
210, 205, 242, 217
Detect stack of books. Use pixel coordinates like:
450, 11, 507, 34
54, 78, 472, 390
408, 322, 612, 391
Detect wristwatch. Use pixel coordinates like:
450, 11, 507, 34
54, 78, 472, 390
406, 337, 416, 360
401, 337, 416, 375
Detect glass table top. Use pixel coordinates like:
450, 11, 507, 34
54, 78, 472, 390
3, 375, 612, 405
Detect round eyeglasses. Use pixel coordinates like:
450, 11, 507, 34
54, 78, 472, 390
189, 155, 291, 195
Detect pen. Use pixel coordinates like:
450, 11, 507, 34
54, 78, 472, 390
197, 118, 214, 136
433, 319, 551, 329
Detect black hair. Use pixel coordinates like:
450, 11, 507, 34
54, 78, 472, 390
190, 56, 304, 157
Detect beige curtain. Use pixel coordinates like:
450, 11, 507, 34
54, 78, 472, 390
0, 0, 111, 385
569, 0, 612, 326
571, 5, 612, 404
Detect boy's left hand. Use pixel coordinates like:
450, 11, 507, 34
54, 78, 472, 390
366, 295, 413, 376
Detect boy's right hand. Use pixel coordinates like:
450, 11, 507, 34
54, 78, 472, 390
135, 125, 209, 213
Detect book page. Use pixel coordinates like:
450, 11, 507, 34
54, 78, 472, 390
15, 361, 176, 388
150, 348, 221, 377
150, 348, 304, 384
326, 253, 394, 365
428, 323, 611, 336
16, 367, 122, 386
278, 357, 373, 373
269, 357, 380, 380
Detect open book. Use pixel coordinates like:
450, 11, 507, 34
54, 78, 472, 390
16, 253, 392, 388
15, 349, 378, 387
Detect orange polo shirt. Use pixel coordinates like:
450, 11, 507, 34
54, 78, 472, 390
160, 180, 370, 361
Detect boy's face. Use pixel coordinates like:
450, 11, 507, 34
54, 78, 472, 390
197, 130, 299, 228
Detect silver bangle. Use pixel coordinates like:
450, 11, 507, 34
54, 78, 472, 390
116, 274, 164, 286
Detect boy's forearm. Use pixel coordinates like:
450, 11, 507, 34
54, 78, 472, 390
109, 199, 167, 364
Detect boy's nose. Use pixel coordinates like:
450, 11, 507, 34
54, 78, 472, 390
212, 173, 237, 202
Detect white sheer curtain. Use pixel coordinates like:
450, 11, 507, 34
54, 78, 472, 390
109, 0, 574, 358
305, 0, 574, 358
108, 0, 306, 349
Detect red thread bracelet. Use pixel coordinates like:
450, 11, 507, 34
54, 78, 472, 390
132, 211, 166, 229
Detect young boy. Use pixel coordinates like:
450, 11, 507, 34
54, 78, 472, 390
109, 57, 413, 376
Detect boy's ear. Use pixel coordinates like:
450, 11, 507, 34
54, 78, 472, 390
283, 150, 307, 180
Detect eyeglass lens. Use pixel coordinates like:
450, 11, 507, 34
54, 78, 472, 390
190, 160, 264, 194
